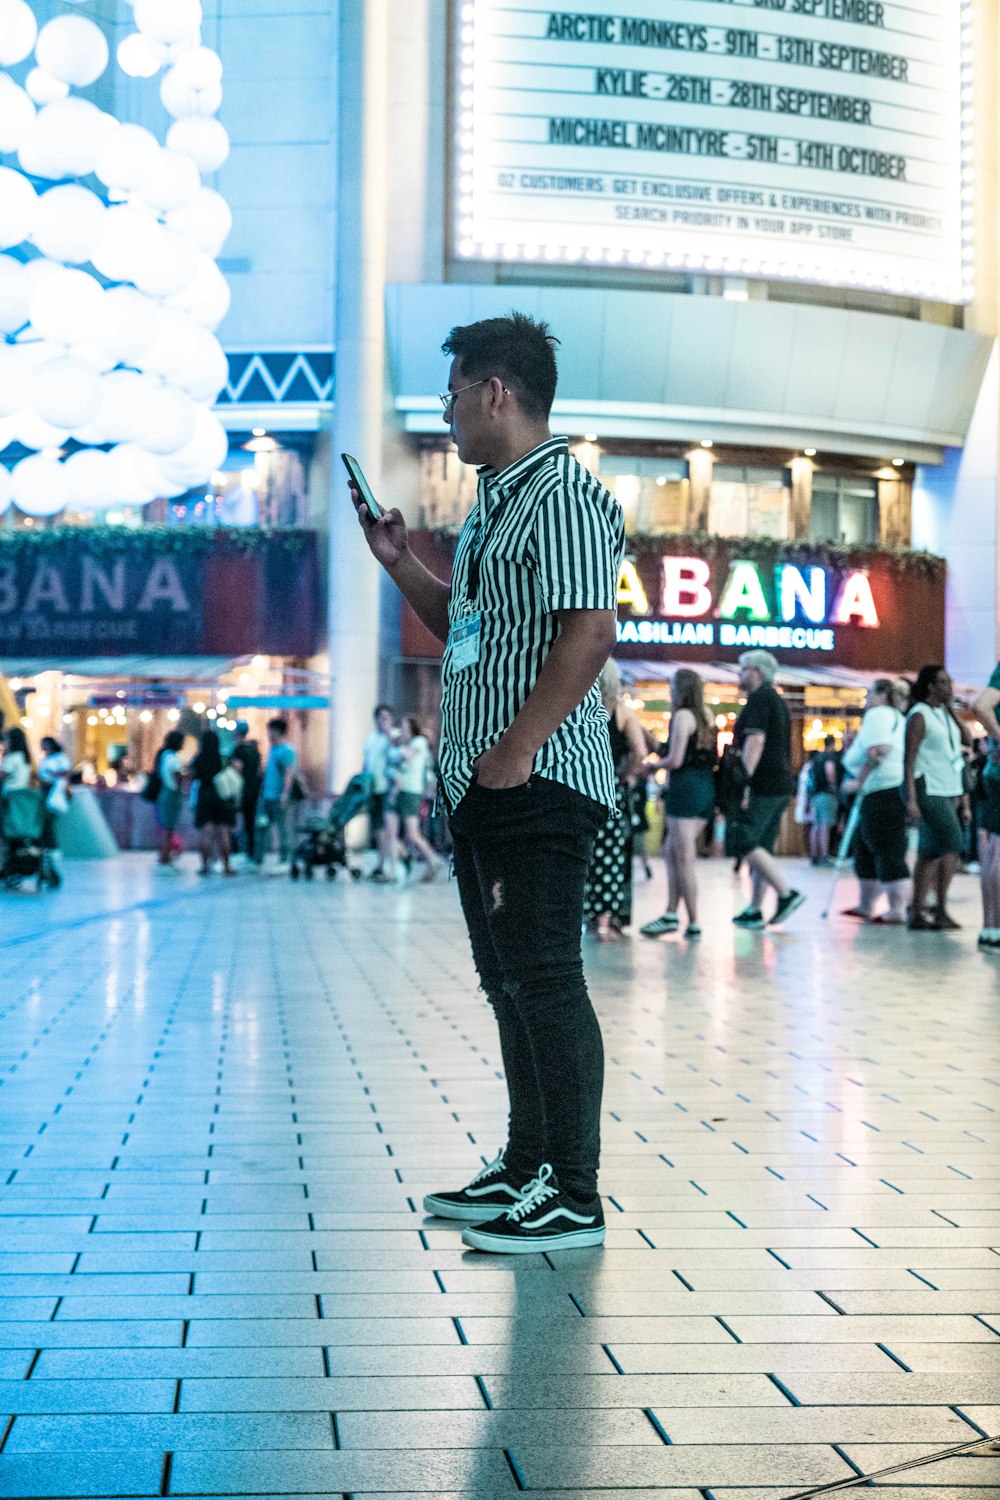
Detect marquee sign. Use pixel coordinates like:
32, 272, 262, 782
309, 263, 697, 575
453, 0, 971, 301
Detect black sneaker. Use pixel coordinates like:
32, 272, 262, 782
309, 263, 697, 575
461, 1165, 605, 1254
733, 906, 765, 929
423, 1151, 526, 1221
769, 890, 806, 925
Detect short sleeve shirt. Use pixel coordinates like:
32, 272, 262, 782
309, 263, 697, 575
734, 683, 794, 797
263, 743, 297, 801
159, 750, 183, 793
438, 437, 625, 810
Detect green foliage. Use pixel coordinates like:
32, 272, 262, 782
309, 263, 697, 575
0, 526, 313, 557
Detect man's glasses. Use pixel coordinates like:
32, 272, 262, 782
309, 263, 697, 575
438, 378, 509, 416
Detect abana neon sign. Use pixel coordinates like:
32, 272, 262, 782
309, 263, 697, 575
616, 557, 880, 655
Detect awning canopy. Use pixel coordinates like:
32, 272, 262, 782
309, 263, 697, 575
2, 657, 250, 683
620, 660, 883, 691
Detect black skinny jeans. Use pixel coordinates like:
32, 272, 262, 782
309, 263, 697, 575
449, 775, 607, 1202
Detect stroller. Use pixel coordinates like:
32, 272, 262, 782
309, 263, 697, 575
290, 773, 368, 882
1, 788, 61, 893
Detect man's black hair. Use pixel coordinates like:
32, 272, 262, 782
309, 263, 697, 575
441, 312, 560, 422
374, 703, 394, 719
268, 717, 289, 735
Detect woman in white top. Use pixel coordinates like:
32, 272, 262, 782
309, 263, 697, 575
841, 679, 908, 922
0, 727, 32, 794
387, 716, 439, 882
903, 664, 972, 930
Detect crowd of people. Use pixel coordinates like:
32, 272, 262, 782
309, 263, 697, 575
361, 705, 443, 883
145, 717, 299, 875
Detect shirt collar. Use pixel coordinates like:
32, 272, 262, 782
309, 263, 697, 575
477, 436, 568, 504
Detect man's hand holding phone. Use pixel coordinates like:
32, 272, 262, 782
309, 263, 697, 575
349, 483, 408, 570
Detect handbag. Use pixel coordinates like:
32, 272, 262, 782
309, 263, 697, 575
715, 744, 749, 815
213, 765, 244, 804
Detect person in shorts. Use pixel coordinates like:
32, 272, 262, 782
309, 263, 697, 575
808, 736, 841, 866
363, 703, 396, 881
154, 730, 185, 869
727, 650, 804, 929
973, 669, 1000, 951
903, 664, 971, 930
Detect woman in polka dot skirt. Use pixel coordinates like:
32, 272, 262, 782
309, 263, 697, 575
583, 660, 647, 941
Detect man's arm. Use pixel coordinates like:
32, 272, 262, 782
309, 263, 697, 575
474, 609, 617, 788
740, 731, 765, 780
975, 686, 1000, 743
351, 487, 451, 644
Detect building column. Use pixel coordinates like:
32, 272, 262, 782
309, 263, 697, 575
327, 0, 389, 789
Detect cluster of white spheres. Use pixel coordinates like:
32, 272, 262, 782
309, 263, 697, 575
0, 0, 234, 515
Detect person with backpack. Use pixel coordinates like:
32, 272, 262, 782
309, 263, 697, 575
229, 721, 262, 863
727, 649, 804, 929
808, 735, 842, 867
144, 730, 185, 870
191, 728, 240, 877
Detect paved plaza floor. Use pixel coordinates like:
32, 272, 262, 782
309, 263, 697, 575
0, 852, 998, 1499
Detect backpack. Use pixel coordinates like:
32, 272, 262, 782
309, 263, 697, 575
141, 754, 163, 804
715, 744, 749, 814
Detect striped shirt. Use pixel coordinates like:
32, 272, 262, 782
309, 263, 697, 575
439, 436, 625, 810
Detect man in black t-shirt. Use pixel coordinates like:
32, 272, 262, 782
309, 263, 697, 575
726, 649, 805, 929
230, 721, 262, 862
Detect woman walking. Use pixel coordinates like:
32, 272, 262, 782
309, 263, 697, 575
393, 716, 441, 882
583, 660, 647, 941
903, 664, 971, 930
191, 729, 239, 877
840, 679, 908, 923
0, 727, 32, 795
641, 668, 718, 939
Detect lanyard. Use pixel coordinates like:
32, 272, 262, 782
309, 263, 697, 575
464, 488, 512, 605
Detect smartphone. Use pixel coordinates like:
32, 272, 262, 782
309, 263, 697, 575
341, 453, 382, 520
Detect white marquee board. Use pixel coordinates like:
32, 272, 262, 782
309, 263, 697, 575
453, 1, 971, 302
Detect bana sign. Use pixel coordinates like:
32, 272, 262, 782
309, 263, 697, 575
613, 546, 943, 672
617, 555, 878, 653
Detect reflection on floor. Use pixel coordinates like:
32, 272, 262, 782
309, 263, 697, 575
0, 853, 997, 1499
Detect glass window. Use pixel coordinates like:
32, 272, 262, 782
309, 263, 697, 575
810, 477, 879, 544
709, 466, 790, 539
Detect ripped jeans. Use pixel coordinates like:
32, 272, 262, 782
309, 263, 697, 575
449, 775, 608, 1202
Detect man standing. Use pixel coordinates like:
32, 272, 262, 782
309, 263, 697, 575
362, 703, 396, 881
351, 313, 624, 1253
256, 718, 297, 871
230, 721, 262, 863
728, 649, 804, 928
808, 735, 842, 866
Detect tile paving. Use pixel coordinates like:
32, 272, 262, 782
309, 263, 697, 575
0, 854, 998, 1498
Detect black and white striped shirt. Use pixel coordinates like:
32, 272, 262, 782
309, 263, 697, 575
439, 436, 625, 810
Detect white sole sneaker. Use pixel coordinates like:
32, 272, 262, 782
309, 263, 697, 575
461, 1222, 606, 1253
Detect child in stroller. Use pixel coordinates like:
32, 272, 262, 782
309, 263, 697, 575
1, 787, 61, 892
290, 773, 368, 881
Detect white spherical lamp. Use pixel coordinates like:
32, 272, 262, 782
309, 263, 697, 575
24, 99, 116, 180
117, 32, 164, 79
136, 309, 200, 380
160, 68, 222, 120
15, 407, 72, 451
0, 465, 12, 516
35, 16, 109, 88
172, 45, 222, 89
159, 406, 228, 484
30, 355, 101, 430
32, 185, 106, 266
90, 202, 160, 283
12, 452, 68, 516
138, 148, 201, 212
139, 385, 196, 454
133, 226, 197, 298
133, 0, 203, 46
0, 76, 35, 154
24, 69, 68, 106
0, 344, 28, 415
0, 0, 37, 67
167, 254, 230, 329
0, 167, 36, 249
99, 286, 160, 364
166, 187, 231, 256
167, 116, 229, 174
0, 254, 31, 333
95, 123, 160, 192
30, 266, 105, 346
107, 442, 166, 504
88, 368, 159, 445
63, 446, 112, 511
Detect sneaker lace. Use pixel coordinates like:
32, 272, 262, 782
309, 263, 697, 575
469, 1150, 505, 1187
506, 1163, 557, 1222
